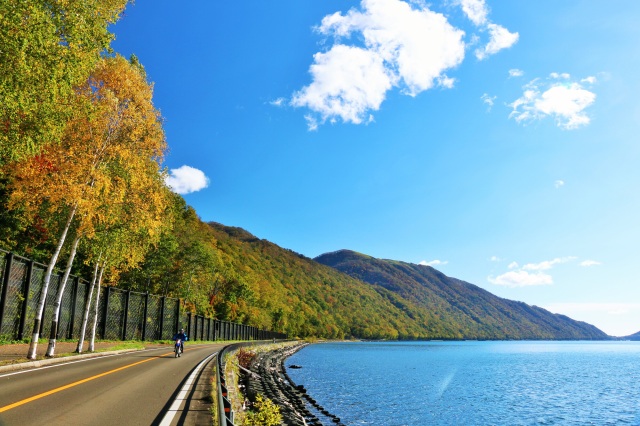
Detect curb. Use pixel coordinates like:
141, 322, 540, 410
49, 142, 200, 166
0, 349, 145, 374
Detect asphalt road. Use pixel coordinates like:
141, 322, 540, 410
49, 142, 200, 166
0, 343, 227, 426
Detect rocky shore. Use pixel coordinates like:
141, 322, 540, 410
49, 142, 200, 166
241, 342, 346, 426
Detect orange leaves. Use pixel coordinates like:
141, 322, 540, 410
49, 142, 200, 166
6, 53, 171, 277
30, 154, 57, 174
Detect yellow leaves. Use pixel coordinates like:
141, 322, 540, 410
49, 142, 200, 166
5, 52, 171, 277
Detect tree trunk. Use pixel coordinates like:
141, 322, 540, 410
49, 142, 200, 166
46, 234, 82, 357
89, 263, 106, 352
76, 258, 100, 354
27, 205, 77, 359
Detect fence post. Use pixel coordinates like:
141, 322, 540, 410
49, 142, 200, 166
159, 296, 165, 340
42, 271, 61, 339
175, 300, 180, 336
18, 259, 34, 340
67, 276, 79, 339
0, 253, 14, 338
187, 312, 192, 340
122, 289, 130, 341
142, 292, 149, 341
101, 286, 111, 339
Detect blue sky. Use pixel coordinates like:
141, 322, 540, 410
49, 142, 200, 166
112, 0, 640, 336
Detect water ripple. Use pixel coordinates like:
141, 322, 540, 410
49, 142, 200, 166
287, 341, 640, 426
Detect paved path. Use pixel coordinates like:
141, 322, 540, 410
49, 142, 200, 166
0, 342, 224, 425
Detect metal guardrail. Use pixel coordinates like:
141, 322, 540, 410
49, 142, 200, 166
216, 346, 236, 426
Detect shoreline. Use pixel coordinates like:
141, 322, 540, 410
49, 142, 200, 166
242, 341, 345, 426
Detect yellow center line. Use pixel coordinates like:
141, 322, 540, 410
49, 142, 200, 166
0, 351, 174, 413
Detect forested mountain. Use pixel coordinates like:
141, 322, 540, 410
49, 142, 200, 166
624, 331, 640, 340
315, 249, 608, 340
204, 222, 433, 339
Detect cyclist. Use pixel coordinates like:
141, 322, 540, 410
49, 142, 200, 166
172, 328, 188, 353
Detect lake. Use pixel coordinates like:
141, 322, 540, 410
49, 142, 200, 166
285, 341, 640, 425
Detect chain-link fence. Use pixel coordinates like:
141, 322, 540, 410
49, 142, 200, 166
0, 251, 287, 343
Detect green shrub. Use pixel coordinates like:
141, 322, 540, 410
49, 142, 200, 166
242, 394, 282, 426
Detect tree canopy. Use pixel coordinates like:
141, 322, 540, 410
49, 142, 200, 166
0, 0, 128, 165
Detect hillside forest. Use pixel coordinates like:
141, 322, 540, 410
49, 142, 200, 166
0, 1, 610, 343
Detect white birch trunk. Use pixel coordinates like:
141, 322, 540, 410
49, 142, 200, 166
46, 234, 82, 357
88, 263, 106, 352
76, 258, 100, 354
27, 205, 77, 359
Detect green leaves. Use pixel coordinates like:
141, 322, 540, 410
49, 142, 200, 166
0, 0, 128, 165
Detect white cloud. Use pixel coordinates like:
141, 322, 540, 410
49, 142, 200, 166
475, 23, 519, 60
481, 93, 496, 110
509, 68, 523, 78
509, 74, 597, 129
458, 0, 488, 26
270, 97, 286, 107
522, 256, 577, 271
490, 256, 502, 262
488, 270, 553, 287
581, 76, 597, 84
550, 72, 571, 80
555, 179, 565, 189
292, 0, 518, 129
489, 256, 576, 287
291, 44, 393, 126
580, 260, 602, 267
420, 259, 448, 267
292, 0, 475, 129
459, 0, 518, 61
165, 165, 210, 195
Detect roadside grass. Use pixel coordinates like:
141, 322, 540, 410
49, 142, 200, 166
0, 339, 155, 366
218, 341, 301, 425
210, 361, 219, 423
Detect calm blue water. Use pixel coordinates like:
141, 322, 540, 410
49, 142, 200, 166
286, 341, 640, 425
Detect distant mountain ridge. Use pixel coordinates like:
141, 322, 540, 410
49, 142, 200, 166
624, 331, 640, 340
315, 249, 608, 340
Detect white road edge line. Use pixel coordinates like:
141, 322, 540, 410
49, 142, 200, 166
0, 347, 166, 378
159, 351, 219, 426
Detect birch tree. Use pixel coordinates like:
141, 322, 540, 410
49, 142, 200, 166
45, 233, 81, 356
9, 55, 169, 358
75, 254, 101, 353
